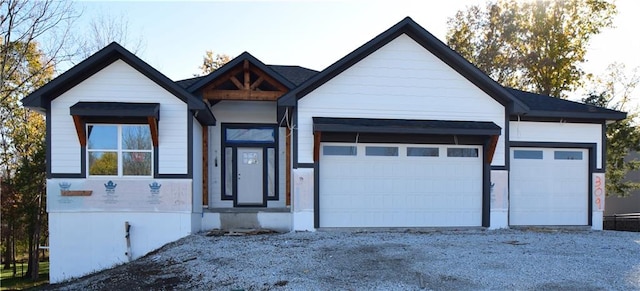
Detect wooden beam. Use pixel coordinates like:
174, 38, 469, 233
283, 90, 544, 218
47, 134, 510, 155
202, 127, 209, 207
252, 67, 289, 92
313, 131, 321, 162
250, 76, 264, 90
147, 116, 159, 147
229, 76, 244, 90
72, 115, 86, 147
203, 66, 243, 90
203, 89, 285, 100
486, 135, 499, 164
243, 60, 250, 89
285, 127, 291, 207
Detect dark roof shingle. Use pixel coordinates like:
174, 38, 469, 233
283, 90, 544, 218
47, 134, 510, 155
268, 65, 318, 86
176, 76, 203, 89
175, 65, 317, 89
506, 88, 626, 120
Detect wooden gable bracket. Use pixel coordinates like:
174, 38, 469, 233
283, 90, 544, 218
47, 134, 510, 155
202, 60, 289, 101
72, 115, 87, 147
486, 135, 499, 164
313, 131, 322, 162
147, 116, 159, 147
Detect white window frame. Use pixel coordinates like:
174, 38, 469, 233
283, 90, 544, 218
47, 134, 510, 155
86, 123, 154, 178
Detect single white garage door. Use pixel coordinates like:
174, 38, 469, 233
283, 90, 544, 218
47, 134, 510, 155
510, 148, 588, 225
319, 143, 483, 227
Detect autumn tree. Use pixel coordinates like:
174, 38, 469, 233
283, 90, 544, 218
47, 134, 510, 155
446, 0, 616, 98
89, 152, 118, 175
198, 50, 231, 75
583, 63, 640, 197
446, 1, 640, 196
1, 0, 78, 280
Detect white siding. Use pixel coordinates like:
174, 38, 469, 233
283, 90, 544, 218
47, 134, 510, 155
212, 101, 277, 123
192, 118, 203, 213
50, 60, 188, 174
209, 101, 287, 208
297, 34, 506, 165
509, 121, 603, 169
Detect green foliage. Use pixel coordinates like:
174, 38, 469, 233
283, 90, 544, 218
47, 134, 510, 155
89, 152, 118, 175
198, 50, 231, 76
604, 115, 640, 197
447, 1, 639, 197
583, 63, 640, 197
0, 40, 49, 277
1, 0, 67, 278
446, 0, 616, 98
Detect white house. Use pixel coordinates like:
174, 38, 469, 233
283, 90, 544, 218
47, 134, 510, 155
22, 17, 625, 283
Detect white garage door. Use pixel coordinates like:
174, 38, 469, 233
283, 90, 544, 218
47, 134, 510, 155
510, 148, 588, 225
319, 143, 483, 227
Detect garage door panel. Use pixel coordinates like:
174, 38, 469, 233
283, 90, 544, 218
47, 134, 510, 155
510, 147, 588, 226
320, 143, 483, 227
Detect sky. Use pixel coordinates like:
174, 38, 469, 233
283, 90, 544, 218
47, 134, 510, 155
75, 0, 640, 101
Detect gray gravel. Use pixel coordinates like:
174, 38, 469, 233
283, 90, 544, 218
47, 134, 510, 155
46, 229, 640, 290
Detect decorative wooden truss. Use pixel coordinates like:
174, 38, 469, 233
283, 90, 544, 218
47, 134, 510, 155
201, 60, 288, 101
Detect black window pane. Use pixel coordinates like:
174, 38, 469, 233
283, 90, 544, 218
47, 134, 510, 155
88, 151, 118, 175
365, 146, 398, 156
447, 148, 479, 157
122, 125, 152, 150
407, 147, 439, 157
554, 151, 583, 160
225, 147, 233, 197
226, 128, 274, 143
123, 152, 152, 175
267, 148, 275, 198
87, 125, 117, 150
323, 146, 357, 156
514, 150, 543, 159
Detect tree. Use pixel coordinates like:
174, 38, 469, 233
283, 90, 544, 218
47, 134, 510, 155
13, 137, 46, 279
583, 63, 640, 197
446, 0, 616, 98
0, 0, 79, 104
89, 152, 118, 175
446, 1, 640, 196
198, 50, 231, 76
1, 0, 77, 280
78, 11, 145, 60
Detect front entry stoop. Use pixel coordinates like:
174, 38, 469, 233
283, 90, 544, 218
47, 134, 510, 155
201, 209, 292, 232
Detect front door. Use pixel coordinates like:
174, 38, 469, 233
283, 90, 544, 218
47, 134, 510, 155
236, 147, 265, 206
221, 124, 278, 207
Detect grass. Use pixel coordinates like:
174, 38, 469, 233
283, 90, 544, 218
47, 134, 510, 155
0, 261, 49, 290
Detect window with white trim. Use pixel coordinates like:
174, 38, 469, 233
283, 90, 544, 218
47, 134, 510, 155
87, 124, 153, 177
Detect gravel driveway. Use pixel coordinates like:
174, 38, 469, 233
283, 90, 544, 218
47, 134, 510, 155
43, 229, 640, 290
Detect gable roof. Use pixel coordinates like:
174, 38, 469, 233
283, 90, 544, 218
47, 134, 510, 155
175, 76, 203, 89
176, 64, 318, 90
277, 17, 530, 114
268, 65, 319, 86
507, 88, 626, 120
21, 42, 215, 125
185, 52, 316, 94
